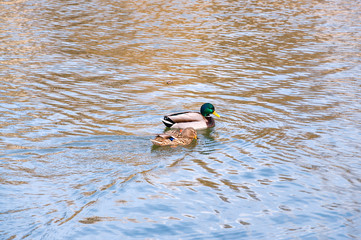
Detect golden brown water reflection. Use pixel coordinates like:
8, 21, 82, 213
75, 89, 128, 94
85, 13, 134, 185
1, 0, 361, 239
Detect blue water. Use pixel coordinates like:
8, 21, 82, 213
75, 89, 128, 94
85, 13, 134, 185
1, 0, 360, 239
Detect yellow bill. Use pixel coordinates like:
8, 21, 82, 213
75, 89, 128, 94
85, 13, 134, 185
213, 111, 220, 117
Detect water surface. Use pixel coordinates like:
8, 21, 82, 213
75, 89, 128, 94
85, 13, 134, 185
1, 0, 360, 239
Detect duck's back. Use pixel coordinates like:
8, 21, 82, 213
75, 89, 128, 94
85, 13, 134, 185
163, 112, 208, 129
166, 112, 204, 122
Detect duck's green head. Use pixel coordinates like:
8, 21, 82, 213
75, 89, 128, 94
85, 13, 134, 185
200, 103, 220, 117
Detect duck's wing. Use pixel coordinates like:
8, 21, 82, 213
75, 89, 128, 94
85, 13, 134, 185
163, 129, 181, 137
162, 112, 206, 128
150, 133, 178, 146
166, 112, 204, 122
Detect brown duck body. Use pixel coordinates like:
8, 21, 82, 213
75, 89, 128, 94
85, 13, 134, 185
162, 112, 215, 130
151, 127, 197, 146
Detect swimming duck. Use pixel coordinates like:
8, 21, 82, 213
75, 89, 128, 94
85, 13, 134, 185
162, 103, 220, 130
151, 127, 197, 146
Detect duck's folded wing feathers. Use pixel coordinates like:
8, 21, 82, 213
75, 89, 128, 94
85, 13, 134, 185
151, 134, 178, 146
165, 112, 204, 122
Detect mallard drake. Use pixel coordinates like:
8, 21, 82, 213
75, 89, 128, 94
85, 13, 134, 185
151, 127, 197, 146
162, 103, 220, 129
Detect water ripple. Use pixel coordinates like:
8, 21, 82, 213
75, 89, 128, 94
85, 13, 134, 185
1, 0, 361, 239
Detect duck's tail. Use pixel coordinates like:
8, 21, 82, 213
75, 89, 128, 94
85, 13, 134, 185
150, 139, 162, 146
162, 116, 174, 128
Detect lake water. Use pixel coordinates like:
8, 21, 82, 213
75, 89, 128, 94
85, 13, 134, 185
1, 0, 360, 239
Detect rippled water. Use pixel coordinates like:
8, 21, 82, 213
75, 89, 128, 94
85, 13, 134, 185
1, 0, 361, 239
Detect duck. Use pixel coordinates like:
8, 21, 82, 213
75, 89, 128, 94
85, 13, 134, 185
162, 103, 220, 130
151, 127, 197, 146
